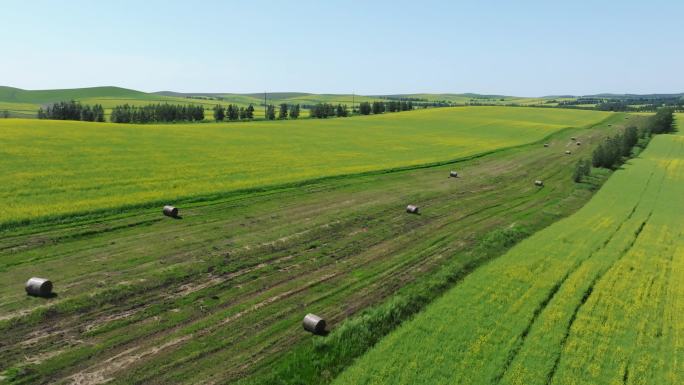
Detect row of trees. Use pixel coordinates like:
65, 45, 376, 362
559, 97, 683, 112
309, 103, 346, 118
591, 108, 675, 170
648, 107, 676, 134
110, 103, 204, 123
37, 101, 105, 122
263, 104, 302, 120
275, 103, 301, 120
591, 126, 640, 169
575, 108, 675, 182
212, 104, 255, 121
358, 100, 414, 115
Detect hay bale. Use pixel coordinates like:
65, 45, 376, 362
571, 137, 577, 141
303, 313, 326, 335
406, 205, 419, 214
25, 277, 52, 297
565, 150, 572, 155
449, 171, 459, 178
577, 142, 581, 146
543, 143, 549, 147
535, 180, 544, 187
163, 205, 179, 217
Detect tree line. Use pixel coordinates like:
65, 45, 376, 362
110, 103, 205, 123
273, 103, 301, 120
573, 108, 675, 182
591, 126, 640, 169
37, 101, 105, 122
559, 96, 684, 112
308, 103, 346, 118
591, 108, 675, 170
213, 104, 255, 121
357, 100, 414, 115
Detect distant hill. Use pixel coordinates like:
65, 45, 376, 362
0, 86, 156, 104
1, 86, 681, 119
582, 93, 684, 100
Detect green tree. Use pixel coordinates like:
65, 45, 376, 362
650, 107, 675, 134
371, 101, 385, 114
213, 105, 225, 121
592, 143, 606, 168
227, 104, 239, 120
245, 104, 255, 119
359, 102, 371, 115
290, 104, 300, 119
573, 158, 591, 182
278, 103, 289, 119
336, 104, 349, 117
2, 110, 9, 118
266, 104, 276, 120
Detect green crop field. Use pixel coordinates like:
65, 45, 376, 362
0, 113, 630, 384
0, 107, 611, 226
334, 128, 683, 385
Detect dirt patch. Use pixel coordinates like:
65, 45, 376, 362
82, 307, 148, 333
68, 335, 191, 385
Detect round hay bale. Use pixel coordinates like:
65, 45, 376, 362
535, 180, 544, 187
577, 142, 581, 146
163, 205, 179, 217
302, 313, 326, 335
571, 137, 577, 141
406, 205, 419, 214
449, 171, 459, 178
565, 150, 572, 155
543, 143, 549, 147
25, 277, 52, 297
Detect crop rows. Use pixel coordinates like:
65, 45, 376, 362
334, 130, 683, 384
0, 117, 623, 384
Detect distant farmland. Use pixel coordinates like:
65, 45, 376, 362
0, 107, 611, 225
334, 129, 684, 385
0, 86, 559, 119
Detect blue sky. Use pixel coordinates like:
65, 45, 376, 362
1, 0, 682, 95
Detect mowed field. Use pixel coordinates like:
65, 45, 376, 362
0, 107, 611, 226
334, 123, 684, 384
0, 115, 628, 384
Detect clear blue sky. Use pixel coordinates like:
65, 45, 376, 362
1, 0, 682, 96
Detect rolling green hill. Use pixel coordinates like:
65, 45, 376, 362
0, 86, 154, 104
0, 86, 202, 119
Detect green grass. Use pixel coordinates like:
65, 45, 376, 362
0, 116, 627, 384
333, 130, 684, 385
0, 107, 611, 226
0, 86, 156, 104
